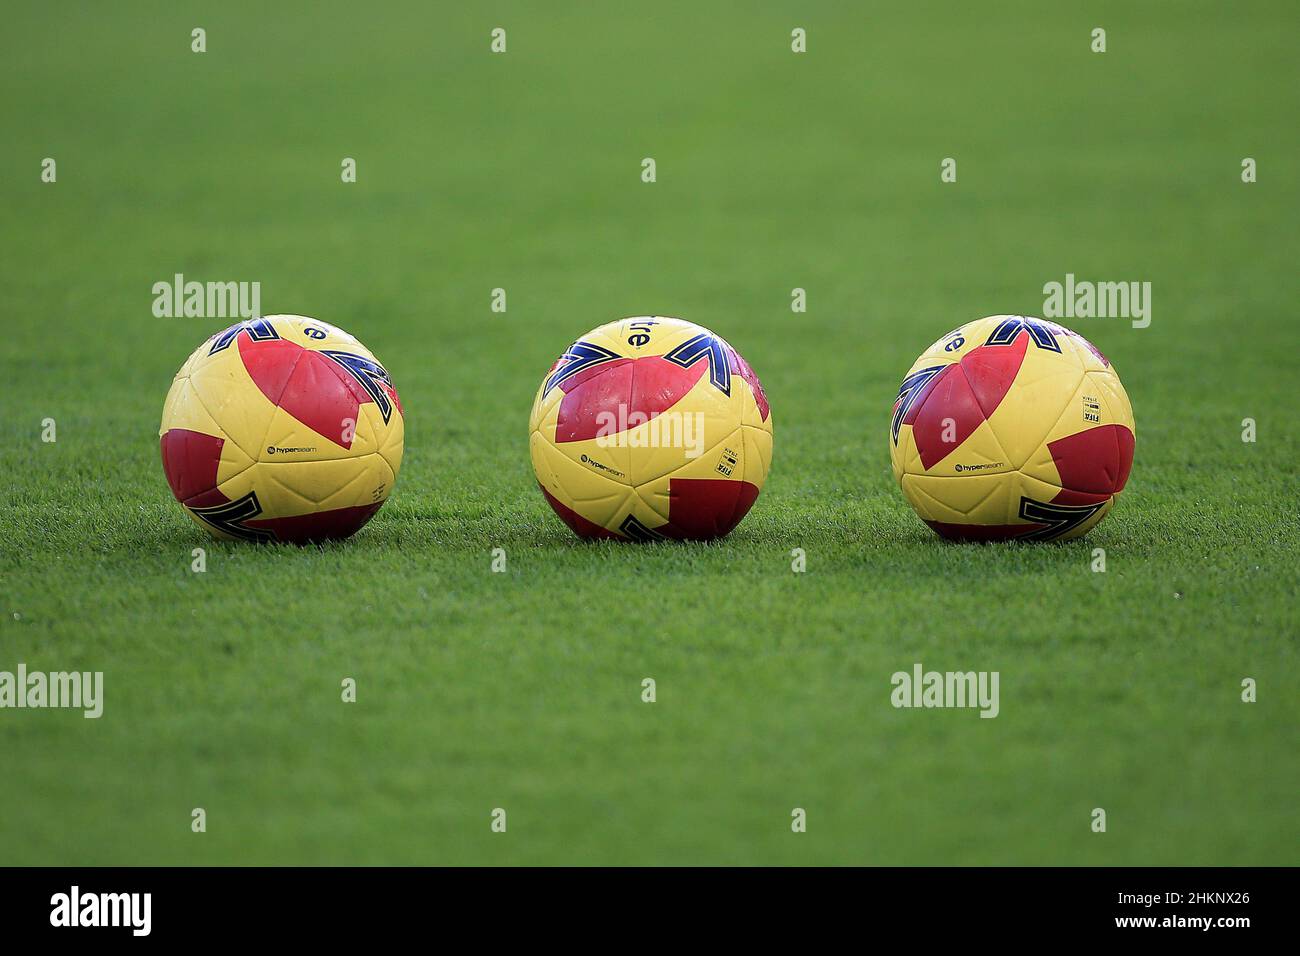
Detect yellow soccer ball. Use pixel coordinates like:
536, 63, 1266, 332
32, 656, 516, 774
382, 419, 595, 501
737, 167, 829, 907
529, 316, 773, 540
159, 315, 404, 543
890, 316, 1134, 541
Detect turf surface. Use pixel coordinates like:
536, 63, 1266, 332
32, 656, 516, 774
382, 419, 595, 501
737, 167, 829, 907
1, 1, 1296, 865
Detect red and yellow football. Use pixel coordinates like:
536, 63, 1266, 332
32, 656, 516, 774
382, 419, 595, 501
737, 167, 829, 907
890, 315, 1134, 541
529, 316, 773, 540
159, 315, 404, 543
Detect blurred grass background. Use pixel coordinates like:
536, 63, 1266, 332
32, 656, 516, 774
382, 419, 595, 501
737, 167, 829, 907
0, 1, 1296, 864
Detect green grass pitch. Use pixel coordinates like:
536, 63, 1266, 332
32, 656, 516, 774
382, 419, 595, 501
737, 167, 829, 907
1, 1, 1296, 865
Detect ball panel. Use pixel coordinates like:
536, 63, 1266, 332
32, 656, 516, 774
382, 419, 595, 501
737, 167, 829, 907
181, 506, 243, 542
160, 387, 260, 513
741, 377, 773, 431
889, 393, 915, 483
184, 346, 277, 462
924, 519, 1037, 542
259, 404, 346, 461
182, 454, 391, 545
160, 428, 228, 504
609, 316, 711, 357
604, 487, 669, 539
260, 315, 375, 355
160, 373, 201, 434
740, 422, 773, 488
984, 358, 1084, 471
906, 362, 988, 471
1046, 426, 1134, 496
160, 378, 260, 491
960, 329, 1029, 417
908, 316, 1083, 375
894, 367, 1014, 479
660, 478, 761, 539
259, 397, 394, 462
552, 358, 639, 443
1053, 499, 1113, 541
634, 424, 746, 523
239, 337, 373, 449
1086, 369, 1135, 432
247, 502, 383, 543
586, 321, 643, 356
222, 454, 390, 513
906, 417, 1014, 478
187, 497, 383, 544
530, 430, 631, 524
912, 321, 978, 365
1015, 471, 1115, 541
626, 373, 745, 487
1059, 326, 1113, 373
912, 472, 1116, 543
538, 484, 622, 539
376, 411, 404, 478
900, 472, 1016, 526
529, 378, 562, 441
355, 400, 399, 459
551, 432, 634, 492
1018, 372, 1133, 494
730, 345, 771, 425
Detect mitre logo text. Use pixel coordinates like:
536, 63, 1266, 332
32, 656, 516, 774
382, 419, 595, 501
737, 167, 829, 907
0, 664, 103, 718
50, 886, 151, 936
891, 663, 1000, 718
595, 405, 705, 458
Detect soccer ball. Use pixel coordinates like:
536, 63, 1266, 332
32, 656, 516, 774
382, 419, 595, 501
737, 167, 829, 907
529, 316, 773, 540
890, 315, 1134, 541
159, 315, 404, 543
